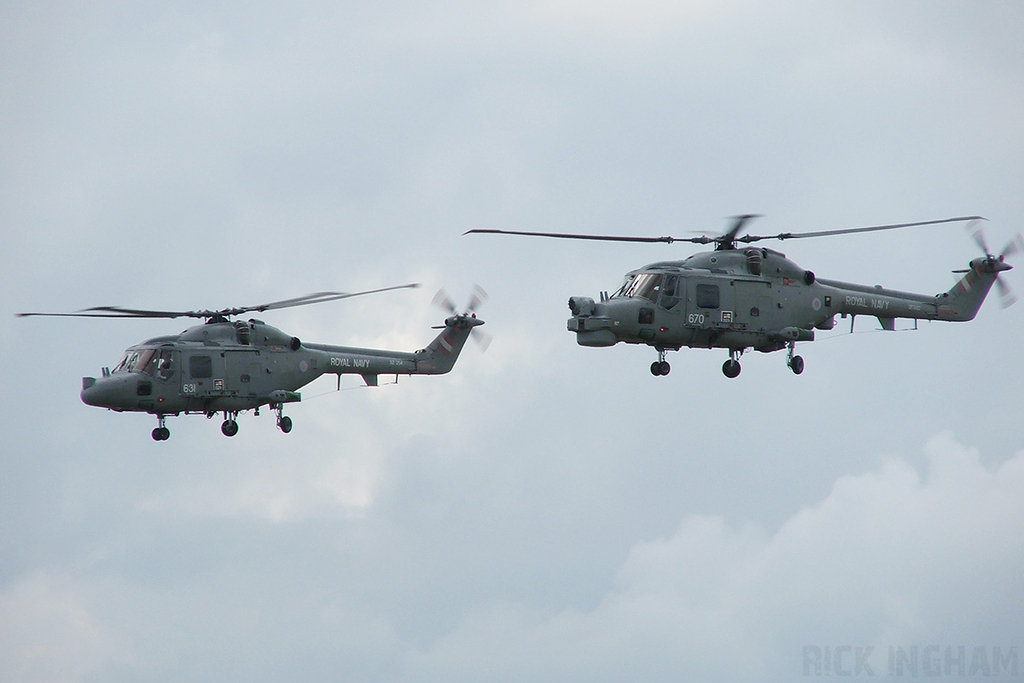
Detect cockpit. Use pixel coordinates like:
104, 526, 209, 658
113, 348, 174, 379
613, 272, 662, 302
611, 271, 682, 310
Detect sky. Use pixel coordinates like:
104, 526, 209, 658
2, 1, 1024, 681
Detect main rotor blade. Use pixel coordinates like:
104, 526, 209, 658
464, 228, 712, 245
239, 283, 421, 315
17, 306, 203, 319
740, 216, 986, 244
719, 214, 762, 246
17, 283, 421, 320
466, 216, 984, 247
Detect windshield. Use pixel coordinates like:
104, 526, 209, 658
113, 349, 159, 375
617, 272, 663, 302
612, 274, 637, 298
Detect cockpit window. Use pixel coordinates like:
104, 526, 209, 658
113, 352, 131, 373
660, 275, 680, 310
612, 274, 637, 298
618, 272, 663, 302
113, 349, 158, 375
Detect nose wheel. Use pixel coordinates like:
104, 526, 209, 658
221, 413, 239, 437
650, 349, 671, 376
722, 349, 742, 378
152, 415, 170, 441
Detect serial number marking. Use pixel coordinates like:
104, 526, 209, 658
182, 383, 198, 394
687, 313, 705, 325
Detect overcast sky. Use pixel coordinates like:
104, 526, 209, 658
3, 1, 1024, 681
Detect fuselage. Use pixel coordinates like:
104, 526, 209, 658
567, 246, 1004, 354
80, 314, 480, 416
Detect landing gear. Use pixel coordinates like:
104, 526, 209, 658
722, 350, 742, 379
152, 415, 170, 441
650, 361, 671, 376
650, 349, 671, 376
274, 403, 293, 434
221, 412, 239, 437
787, 342, 804, 375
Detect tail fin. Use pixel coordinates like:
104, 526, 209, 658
413, 314, 485, 374
938, 256, 1011, 321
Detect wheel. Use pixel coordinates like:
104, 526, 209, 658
659, 361, 671, 376
278, 416, 293, 434
221, 419, 239, 437
152, 427, 170, 441
651, 361, 662, 376
722, 359, 741, 378
790, 355, 804, 375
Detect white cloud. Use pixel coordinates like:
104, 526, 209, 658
0, 573, 130, 683
402, 433, 1024, 681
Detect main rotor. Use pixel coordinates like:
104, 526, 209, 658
466, 215, 986, 251
17, 283, 421, 322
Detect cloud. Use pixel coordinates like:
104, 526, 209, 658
401, 432, 1024, 681
0, 573, 130, 683
6, 433, 1019, 681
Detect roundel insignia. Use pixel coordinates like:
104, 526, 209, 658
812, 297, 822, 311
299, 360, 309, 373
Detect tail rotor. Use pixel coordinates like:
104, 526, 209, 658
965, 220, 1022, 308
432, 285, 490, 349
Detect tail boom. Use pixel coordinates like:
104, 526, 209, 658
818, 256, 1008, 326
303, 315, 483, 380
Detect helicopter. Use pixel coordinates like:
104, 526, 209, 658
468, 216, 1021, 378
18, 284, 487, 440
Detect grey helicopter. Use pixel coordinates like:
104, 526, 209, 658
468, 216, 1021, 378
18, 284, 487, 440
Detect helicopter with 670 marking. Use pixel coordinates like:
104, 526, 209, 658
468, 216, 1020, 378
18, 284, 487, 440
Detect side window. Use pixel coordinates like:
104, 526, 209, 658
660, 275, 680, 310
189, 355, 213, 379
696, 284, 720, 309
157, 350, 175, 380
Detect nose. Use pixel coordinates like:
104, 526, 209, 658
81, 375, 135, 409
81, 376, 108, 407
567, 295, 618, 347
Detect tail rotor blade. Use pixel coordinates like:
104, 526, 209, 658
471, 328, 492, 352
467, 284, 489, 314
1000, 233, 1024, 260
996, 276, 1018, 308
432, 289, 457, 314
967, 220, 991, 255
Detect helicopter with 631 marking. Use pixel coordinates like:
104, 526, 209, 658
468, 216, 1020, 378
